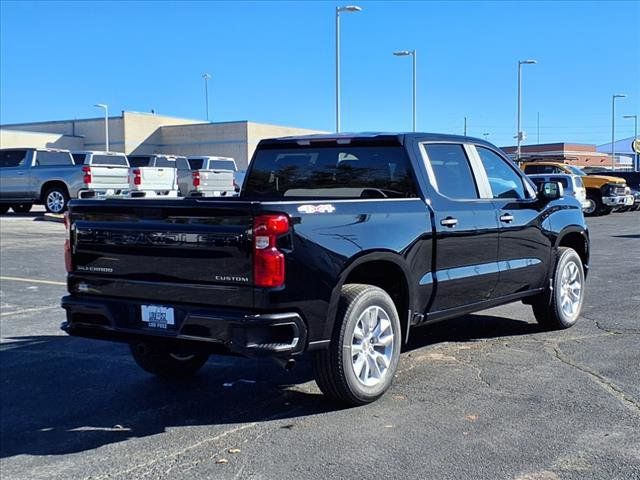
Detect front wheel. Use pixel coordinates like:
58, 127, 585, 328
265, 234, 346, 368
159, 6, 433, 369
11, 203, 33, 213
129, 342, 209, 379
312, 284, 401, 406
532, 247, 585, 329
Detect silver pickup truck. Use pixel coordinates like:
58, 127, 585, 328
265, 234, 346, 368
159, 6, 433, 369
0, 148, 130, 214
127, 155, 181, 198
185, 156, 237, 197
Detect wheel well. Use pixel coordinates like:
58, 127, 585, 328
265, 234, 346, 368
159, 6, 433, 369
344, 260, 410, 342
558, 232, 588, 269
40, 181, 69, 202
585, 187, 601, 198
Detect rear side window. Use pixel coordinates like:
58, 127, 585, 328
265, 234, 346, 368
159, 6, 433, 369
72, 153, 87, 165
476, 147, 526, 199
90, 155, 128, 166
129, 157, 152, 167
525, 164, 562, 174
187, 158, 204, 170
0, 150, 28, 168
244, 145, 418, 199
423, 144, 478, 199
35, 151, 72, 166
209, 159, 237, 171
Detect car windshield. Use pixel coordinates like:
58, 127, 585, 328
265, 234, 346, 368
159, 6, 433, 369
567, 165, 586, 176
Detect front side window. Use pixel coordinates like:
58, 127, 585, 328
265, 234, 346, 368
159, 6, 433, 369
244, 145, 418, 199
0, 150, 28, 168
35, 151, 72, 166
129, 157, 152, 167
187, 158, 204, 170
423, 144, 479, 199
477, 147, 526, 199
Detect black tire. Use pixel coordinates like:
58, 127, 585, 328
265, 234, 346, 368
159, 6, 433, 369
600, 205, 612, 215
583, 193, 598, 216
43, 186, 70, 214
0, 205, 9, 215
129, 342, 209, 379
312, 284, 401, 406
11, 203, 33, 213
532, 247, 585, 330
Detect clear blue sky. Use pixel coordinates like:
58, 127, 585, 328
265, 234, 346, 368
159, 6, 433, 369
1, 0, 639, 147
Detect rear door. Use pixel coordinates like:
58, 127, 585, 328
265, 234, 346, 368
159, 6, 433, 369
419, 143, 500, 312
88, 154, 130, 190
473, 145, 551, 297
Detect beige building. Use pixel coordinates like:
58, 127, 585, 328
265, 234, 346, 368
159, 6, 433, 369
0, 111, 325, 169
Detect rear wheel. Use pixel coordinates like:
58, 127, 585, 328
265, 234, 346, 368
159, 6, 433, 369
11, 203, 33, 213
312, 284, 401, 406
532, 247, 585, 329
129, 342, 209, 379
44, 186, 69, 214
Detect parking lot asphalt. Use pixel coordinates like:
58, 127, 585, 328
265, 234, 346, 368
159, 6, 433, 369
0, 206, 639, 480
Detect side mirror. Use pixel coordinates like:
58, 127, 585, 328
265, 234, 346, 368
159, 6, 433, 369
538, 181, 564, 201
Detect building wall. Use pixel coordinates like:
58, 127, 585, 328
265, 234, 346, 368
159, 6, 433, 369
0, 129, 84, 150
124, 112, 205, 154
246, 122, 326, 167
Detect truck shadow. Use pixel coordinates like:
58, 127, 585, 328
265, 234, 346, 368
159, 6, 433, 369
0, 313, 540, 458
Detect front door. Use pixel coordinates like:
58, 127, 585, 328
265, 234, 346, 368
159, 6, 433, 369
474, 146, 552, 297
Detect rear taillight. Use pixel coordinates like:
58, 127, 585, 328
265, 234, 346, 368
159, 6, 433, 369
253, 214, 289, 288
82, 166, 92, 184
192, 171, 200, 187
132, 168, 142, 186
63, 212, 73, 272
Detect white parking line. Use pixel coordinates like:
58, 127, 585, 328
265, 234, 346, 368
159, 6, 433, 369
0, 276, 66, 286
1, 305, 59, 317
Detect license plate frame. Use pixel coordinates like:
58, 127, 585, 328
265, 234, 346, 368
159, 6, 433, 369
141, 305, 175, 330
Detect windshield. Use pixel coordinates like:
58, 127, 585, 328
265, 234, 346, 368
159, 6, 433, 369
567, 165, 586, 176
244, 145, 418, 199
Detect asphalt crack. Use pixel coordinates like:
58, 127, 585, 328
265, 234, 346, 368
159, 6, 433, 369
549, 344, 640, 414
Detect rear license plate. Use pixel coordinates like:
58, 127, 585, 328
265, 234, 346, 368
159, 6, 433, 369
141, 305, 175, 329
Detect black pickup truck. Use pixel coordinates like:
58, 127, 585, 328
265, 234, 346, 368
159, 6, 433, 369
61, 133, 589, 405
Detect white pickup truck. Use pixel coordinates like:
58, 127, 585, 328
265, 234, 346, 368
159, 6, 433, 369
0, 148, 129, 214
185, 156, 237, 197
127, 155, 182, 198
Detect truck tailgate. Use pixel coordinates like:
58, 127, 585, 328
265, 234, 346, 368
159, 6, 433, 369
88, 165, 130, 189
131, 167, 176, 190
68, 199, 255, 308
196, 169, 235, 194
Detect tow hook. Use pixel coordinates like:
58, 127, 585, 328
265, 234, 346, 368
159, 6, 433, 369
273, 357, 296, 371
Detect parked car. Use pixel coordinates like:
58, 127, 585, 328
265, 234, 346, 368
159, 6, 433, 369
521, 161, 630, 215
70, 151, 130, 199
185, 156, 236, 197
62, 133, 589, 406
527, 173, 589, 211
127, 155, 182, 198
0, 148, 127, 214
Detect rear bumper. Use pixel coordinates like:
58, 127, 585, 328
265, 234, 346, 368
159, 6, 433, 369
189, 189, 235, 198
78, 188, 129, 199
61, 295, 307, 357
127, 189, 179, 198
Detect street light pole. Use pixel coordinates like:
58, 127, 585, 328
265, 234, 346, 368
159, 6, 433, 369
516, 59, 537, 160
202, 73, 212, 121
611, 94, 627, 170
623, 114, 638, 171
336, 5, 362, 133
393, 49, 417, 131
94, 104, 109, 152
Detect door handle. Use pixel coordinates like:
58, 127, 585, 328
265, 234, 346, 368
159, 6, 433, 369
500, 213, 514, 223
440, 217, 458, 228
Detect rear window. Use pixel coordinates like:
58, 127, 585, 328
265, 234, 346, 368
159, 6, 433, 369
129, 157, 152, 167
0, 150, 28, 168
155, 157, 176, 168
187, 158, 204, 170
244, 146, 418, 199
209, 159, 237, 171
90, 155, 129, 167
548, 176, 569, 188
72, 153, 87, 165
